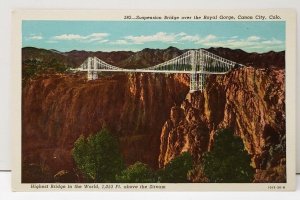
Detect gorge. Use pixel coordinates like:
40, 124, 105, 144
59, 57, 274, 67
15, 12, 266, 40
21, 46, 285, 183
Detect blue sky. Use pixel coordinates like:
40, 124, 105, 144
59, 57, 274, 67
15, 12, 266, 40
22, 21, 285, 53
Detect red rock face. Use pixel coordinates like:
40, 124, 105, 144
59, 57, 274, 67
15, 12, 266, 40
22, 72, 189, 182
158, 66, 286, 182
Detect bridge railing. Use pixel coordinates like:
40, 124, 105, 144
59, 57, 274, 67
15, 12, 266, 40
74, 48, 243, 92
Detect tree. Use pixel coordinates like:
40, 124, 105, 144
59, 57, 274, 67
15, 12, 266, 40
202, 128, 255, 183
116, 162, 156, 183
159, 152, 193, 183
72, 128, 124, 182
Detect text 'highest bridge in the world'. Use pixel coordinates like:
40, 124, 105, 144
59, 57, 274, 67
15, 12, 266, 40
73, 49, 243, 92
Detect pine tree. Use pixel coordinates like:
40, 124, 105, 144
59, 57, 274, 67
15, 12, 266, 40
116, 162, 156, 183
159, 152, 193, 183
202, 128, 255, 183
72, 128, 124, 182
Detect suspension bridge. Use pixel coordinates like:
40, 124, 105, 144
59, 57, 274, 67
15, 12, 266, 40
72, 49, 243, 92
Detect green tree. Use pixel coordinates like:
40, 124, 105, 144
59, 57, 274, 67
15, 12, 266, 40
202, 128, 255, 183
116, 162, 156, 183
159, 152, 193, 183
72, 129, 124, 182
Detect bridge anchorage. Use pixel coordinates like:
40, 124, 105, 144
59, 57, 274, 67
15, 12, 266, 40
73, 49, 243, 92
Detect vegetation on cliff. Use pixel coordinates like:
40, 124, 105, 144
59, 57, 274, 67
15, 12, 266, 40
116, 162, 156, 183
158, 152, 193, 183
22, 47, 72, 82
73, 130, 193, 183
202, 128, 255, 183
72, 129, 124, 182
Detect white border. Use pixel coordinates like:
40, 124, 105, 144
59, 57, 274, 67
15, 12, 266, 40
12, 9, 296, 191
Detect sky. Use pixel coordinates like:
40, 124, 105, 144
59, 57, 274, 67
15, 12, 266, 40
22, 21, 285, 53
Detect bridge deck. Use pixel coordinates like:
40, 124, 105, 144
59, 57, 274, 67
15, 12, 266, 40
73, 69, 228, 75
74, 49, 242, 92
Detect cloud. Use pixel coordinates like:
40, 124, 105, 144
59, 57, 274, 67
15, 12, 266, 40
198, 34, 217, 43
89, 33, 108, 38
261, 38, 283, 45
124, 32, 179, 44
179, 34, 217, 44
110, 40, 129, 45
180, 35, 200, 42
53, 34, 84, 40
110, 32, 282, 52
52, 33, 109, 42
97, 39, 109, 43
203, 36, 284, 51
247, 35, 261, 41
26, 34, 43, 40
112, 32, 217, 45
177, 32, 187, 36
88, 33, 109, 42
49, 31, 283, 52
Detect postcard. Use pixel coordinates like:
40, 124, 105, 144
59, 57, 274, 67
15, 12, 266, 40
12, 9, 296, 191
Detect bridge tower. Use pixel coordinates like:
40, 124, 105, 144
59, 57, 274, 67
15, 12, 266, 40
87, 57, 98, 80
92, 57, 98, 80
198, 49, 205, 92
198, 73, 205, 92
190, 50, 197, 92
87, 57, 93, 80
190, 50, 205, 92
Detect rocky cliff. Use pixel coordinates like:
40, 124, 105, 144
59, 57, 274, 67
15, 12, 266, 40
159, 66, 286, 182
22, 72, 189, 182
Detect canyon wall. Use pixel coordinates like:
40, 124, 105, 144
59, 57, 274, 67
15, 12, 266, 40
22, 72, 189, 182
159, 66, 286, 182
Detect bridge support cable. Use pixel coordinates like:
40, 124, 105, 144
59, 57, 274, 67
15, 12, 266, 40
74, 48, 243, 92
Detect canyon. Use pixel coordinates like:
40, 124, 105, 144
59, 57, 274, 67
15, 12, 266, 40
22, 47, 285, 183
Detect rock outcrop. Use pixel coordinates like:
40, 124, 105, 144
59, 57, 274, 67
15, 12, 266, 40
158, 66, 286, 182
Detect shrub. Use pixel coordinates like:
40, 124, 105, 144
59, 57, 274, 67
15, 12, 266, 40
202, 128, 255, 183
116, 162, 156, 183
159, 152, 193, 183
72, 129, 124, 182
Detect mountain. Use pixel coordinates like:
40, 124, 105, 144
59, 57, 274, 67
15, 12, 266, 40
21, 46, 285, 183
22, 47, 285, 77
117, 46, 184, 68
22, 47, 75, 82
205, 47, 285, 68
22, 47, 134, 82
64, 50, 134, 67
